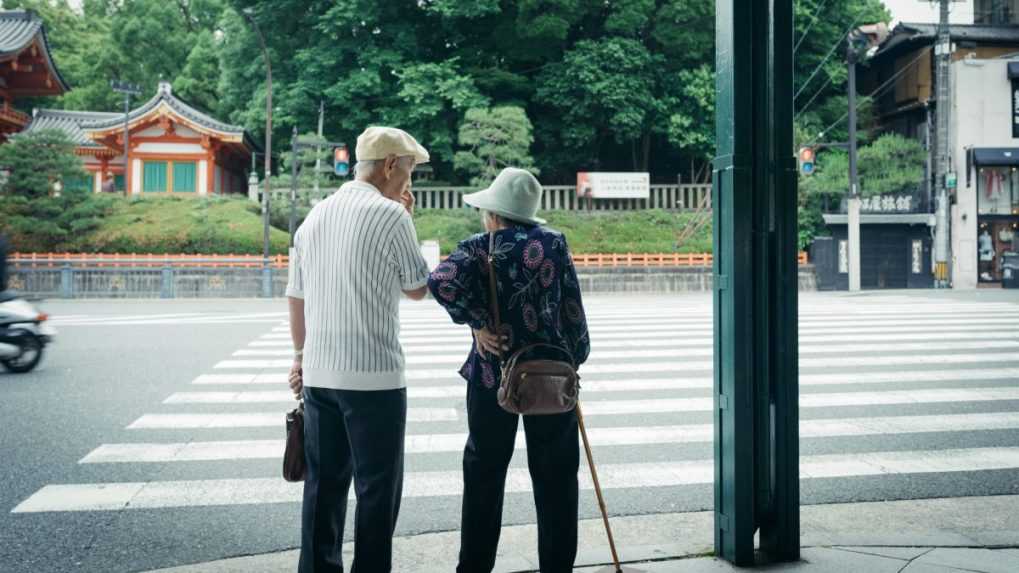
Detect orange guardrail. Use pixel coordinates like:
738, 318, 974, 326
10, 252, 289, 269
12, 252, 809, 268
570, 252, 809, 267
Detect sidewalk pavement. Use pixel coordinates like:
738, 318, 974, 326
148, 495, 1019, 572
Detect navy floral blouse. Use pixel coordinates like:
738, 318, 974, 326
427, 224, 590, 389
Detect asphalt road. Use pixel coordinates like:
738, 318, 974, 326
1, 291, 1018, 573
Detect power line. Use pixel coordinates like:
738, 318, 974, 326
804, 46, 933, 148
794, 10, 869, 101
793, 0, 831, 55
794, 73, 835, 121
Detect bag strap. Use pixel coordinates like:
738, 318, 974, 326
504, 342, 576, 372
486, 231, 501, 330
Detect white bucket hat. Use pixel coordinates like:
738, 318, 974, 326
463, 168, 546, 225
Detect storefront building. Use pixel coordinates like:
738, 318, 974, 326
953, 61, 1019, 287
25, 82, 255, 196
814, 192, 936, 290
863, 22, 1019, 289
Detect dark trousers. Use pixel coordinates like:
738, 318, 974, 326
299, 386, 407, 573
457, 383, 579, 573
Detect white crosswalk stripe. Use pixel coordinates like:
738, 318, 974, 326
11, 294, 1019, 517
16, 447, 1019, 512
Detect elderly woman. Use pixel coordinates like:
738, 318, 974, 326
427, 167, 590, 573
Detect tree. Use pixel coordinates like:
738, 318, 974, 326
0, 129, 86, 199
798, 133, 926, 248
454, 106, 536, 186
665, 64, 715, 182
174, 30, 222, 114
536, 38, 661, 172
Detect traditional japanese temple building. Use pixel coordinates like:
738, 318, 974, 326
26, 81, 255, 195
0, 10, 69, 141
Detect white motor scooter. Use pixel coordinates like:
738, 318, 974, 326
0, 293, 56, 373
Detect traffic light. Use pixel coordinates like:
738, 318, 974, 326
334, 146, 349, 177
798, 147, 815, 175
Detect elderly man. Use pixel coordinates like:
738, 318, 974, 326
286, 126, 431, 573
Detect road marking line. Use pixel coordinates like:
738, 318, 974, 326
232, 340, 1019, 360
80, 412, 1019, 463
163, 387, 1019, 412
127, 408, 457, 429
18, 446, 1019, 512
216, 351, 1019, 373
254, 324, 1019, 342
190, 368, 1019, 392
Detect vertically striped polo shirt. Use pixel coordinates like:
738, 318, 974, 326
286, 180, 430, 391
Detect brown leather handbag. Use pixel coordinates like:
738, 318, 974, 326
283, 399, 306, 482
486, 232, 580, 415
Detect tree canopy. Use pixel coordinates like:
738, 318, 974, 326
1, 0, 891, 186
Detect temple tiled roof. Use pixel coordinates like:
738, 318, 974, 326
25, 109, 122, 147
0, 10, 70, 92
83, 82, 247, 136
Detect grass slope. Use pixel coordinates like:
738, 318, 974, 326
414, 209, 712, 255
20, 195, 290, 255
4, 194, 710, 255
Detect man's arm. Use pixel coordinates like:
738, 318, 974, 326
288, 296, 305, 397
403, 285, 428, 300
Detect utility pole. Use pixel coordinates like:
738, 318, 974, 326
933, 0, 952, 287
241, 9, 273, 263
290, 126, 299, 247
110, 80, 142, 195
847, 33, 862, 292
314, 100, 324, 201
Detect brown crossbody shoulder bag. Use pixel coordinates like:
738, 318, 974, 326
485, 232, 580, 415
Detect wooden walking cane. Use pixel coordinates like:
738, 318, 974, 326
576, 403, 645, 573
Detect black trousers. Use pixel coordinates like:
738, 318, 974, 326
457, 383, 580, 573
299, 386, 407, 573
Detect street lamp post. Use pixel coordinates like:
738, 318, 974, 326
110, 80, 141, 195
241, 9, 272, 262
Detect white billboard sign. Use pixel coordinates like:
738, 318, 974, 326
576, 172, 650, 199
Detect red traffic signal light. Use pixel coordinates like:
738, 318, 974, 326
798, 147, 815, 175
334, 146, 349, 177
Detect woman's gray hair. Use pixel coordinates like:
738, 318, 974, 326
354, 156, 415, 178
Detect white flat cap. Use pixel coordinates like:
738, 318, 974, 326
355, 126, 430, 164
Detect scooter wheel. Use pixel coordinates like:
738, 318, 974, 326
1, 333, 44, 373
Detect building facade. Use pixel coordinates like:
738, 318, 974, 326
26, 82, 255, 196
863, 22, 1019, 289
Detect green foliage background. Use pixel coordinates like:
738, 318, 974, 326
3, 0, 890, 186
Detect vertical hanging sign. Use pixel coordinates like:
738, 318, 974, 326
1013, 77, 1019, 138
1009, 63, 1019, 138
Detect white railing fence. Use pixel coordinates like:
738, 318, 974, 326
264, 184, 712, 212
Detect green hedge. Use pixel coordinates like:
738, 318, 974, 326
1, 193, 711, 255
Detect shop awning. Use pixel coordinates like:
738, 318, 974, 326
971, 147, 1019, 166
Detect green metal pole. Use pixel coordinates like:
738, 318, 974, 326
713, 0, 799, 565
713, 0, 756, 564
760, 0, 800, 561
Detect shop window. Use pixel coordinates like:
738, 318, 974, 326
173, 161, 196, 193
143, 161, 168, 193
977, 166, 1019, 215
978, 221, 1019, 283
62, 173, 92, 194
